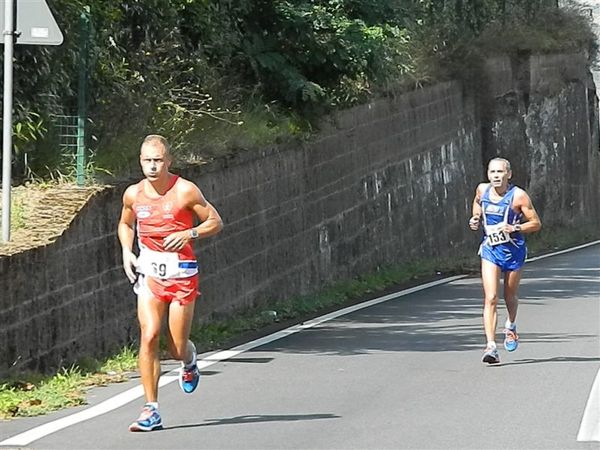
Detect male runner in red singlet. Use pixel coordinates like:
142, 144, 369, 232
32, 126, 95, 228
118, 135, 223, 431
469, 158, 541, 364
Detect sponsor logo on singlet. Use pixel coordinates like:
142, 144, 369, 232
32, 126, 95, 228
136, 205, 152, 219
161, 201, 174, 219
485, 204, 504, 215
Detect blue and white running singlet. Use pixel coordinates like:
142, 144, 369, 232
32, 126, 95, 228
478, 184, 527, 272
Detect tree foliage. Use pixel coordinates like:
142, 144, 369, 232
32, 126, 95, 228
0, 0, 591, 179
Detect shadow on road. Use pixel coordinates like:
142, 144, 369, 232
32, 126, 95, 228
255, 250, 599, 356
494, 356, 600, 367
160, 413, 340, 430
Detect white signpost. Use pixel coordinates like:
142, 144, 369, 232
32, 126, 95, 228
1, 0, 63, 242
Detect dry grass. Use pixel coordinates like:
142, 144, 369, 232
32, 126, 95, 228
0, 183, 104, 256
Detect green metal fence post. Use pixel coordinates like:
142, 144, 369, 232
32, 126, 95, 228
76, 7, 90, 187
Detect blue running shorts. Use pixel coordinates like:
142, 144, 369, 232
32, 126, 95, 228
480, 242, 527, 272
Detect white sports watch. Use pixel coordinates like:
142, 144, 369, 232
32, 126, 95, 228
189, 228, 199, 239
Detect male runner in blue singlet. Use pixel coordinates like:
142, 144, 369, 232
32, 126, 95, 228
469, 158, 541, 364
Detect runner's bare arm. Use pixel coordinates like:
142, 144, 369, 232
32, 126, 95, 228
512, 189, 542, 234
118, 185, 139, 283
469, 183, 486, 230
163, 181, 223, 251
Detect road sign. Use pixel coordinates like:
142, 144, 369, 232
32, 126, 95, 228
0, 0, 63, 45
1, 0, 64, 242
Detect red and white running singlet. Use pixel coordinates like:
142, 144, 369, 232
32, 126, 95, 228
132, 175, 199, 304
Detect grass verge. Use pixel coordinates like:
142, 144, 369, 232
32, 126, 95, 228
190, 255, 477, 352
526, 224, 599, 257
0, 347, 137, 420
0, 192, 27, 233
0, 255, 473, 420
1, 230, 597, 420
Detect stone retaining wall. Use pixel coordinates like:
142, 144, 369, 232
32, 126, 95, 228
1, 52, 598, 375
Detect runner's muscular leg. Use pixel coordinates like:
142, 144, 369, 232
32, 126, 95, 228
166, 300, 196, 363
503, 269, 522, 323
137, 294, 168, 403
481, 259, 501, 343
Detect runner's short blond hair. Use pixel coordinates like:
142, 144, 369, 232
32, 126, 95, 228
141, 134, 171, 155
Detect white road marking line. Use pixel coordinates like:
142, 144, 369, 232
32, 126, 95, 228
532, 240, 600, 444
577, 368, 600, 442
2, 240, 599, 446
0, 275, 465, 447
526, 240, 600, 262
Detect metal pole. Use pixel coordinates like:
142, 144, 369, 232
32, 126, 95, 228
76, 10, 89, 187
1, 0, 14, 242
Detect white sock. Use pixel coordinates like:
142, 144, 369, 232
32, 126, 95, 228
145, 402, 159, 410
486, 341, 497, 350
505, 320, 516, 330
185, 347, 197, 368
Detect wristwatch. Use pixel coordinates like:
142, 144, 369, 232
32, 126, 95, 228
513, 224, 521, 233
189, 228, 199, 239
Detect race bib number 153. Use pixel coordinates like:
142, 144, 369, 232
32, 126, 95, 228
486, 223, 510, 246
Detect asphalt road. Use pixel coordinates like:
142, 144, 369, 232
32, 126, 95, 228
1, 244, 598, 450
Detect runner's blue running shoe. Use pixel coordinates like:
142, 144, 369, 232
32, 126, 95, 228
482, 346, 500, 364
129, 404, 163, 432
503, 327, 519, 352
179, 362, 200, 394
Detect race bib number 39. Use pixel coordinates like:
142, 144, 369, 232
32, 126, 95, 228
138, 249, 181, 279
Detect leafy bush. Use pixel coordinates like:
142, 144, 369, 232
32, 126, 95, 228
476, 2, 598, 58
238, 1, 413, 108
0, 0, 595, 179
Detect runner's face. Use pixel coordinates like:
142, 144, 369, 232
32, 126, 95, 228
140, 143, 170, 181
487, 160, 511, 190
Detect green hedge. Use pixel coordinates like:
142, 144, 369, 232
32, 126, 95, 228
3, 0, 592, 179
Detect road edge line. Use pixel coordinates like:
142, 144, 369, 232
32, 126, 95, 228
527, 240, 600, 262
0, 275, 466, 447
577, 368, 600, 441
2, 240, 598, 446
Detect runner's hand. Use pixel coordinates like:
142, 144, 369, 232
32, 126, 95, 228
122, 249, 138, 284
468, 215, 481, 230
163, 231, 191, 251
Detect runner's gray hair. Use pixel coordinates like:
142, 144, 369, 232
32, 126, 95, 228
489, 157, 511, 171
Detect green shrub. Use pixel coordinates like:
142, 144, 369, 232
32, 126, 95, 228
4, 0, 595, 179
